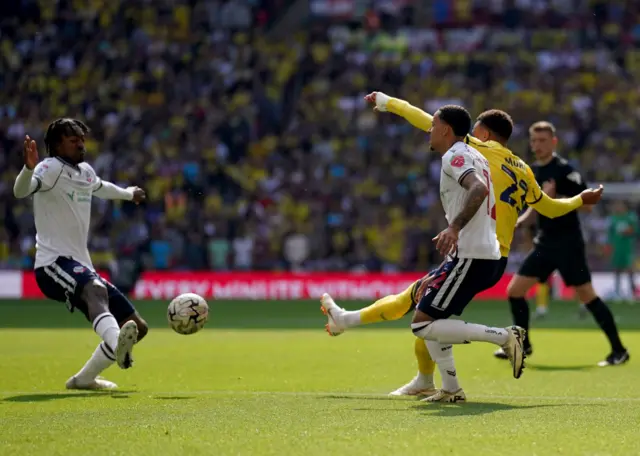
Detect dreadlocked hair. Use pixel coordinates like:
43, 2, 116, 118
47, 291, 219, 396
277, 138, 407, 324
44, 118, 90, 156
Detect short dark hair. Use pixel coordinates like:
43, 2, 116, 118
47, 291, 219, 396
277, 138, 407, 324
476, 109, 513, 141
437, 105, 471, 137
44, 118, 90, 156
529, 121, 556, 136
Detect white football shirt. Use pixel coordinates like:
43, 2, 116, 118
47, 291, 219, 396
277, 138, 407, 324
440, 141, 501, 260
31, 157, 102, 270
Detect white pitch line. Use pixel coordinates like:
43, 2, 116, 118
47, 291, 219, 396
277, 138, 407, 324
1, 389, 639, 403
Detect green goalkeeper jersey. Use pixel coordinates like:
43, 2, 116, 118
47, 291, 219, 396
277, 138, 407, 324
608, 212, 639, 254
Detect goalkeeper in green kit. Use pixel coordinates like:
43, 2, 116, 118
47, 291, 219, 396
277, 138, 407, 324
607, 201, 639, 300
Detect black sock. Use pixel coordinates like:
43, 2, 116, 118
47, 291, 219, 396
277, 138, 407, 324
585, 297, 625, 353
508, 297, 531, 350
628, 271, 636, 292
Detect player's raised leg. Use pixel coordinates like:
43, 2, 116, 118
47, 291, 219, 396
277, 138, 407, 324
320, 276, 427, 336
67, 282, 146, 389
81, 279, 138, 370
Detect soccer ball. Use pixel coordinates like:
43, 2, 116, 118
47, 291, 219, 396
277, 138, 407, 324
167, 293, 209, 335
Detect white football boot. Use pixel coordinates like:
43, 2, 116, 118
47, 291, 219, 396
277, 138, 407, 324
320, 293, 346, 337
421, 389, 466, 403
501, 325, 526, 379
66, 375, 118, 391
388, 373, 437, 397
533, 306, 548, 320
116, 321, 138, 369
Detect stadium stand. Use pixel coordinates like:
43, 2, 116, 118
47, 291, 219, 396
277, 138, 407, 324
1, 0, 638, 272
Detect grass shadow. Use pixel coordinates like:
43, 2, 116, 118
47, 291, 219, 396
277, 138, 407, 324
321, 395, 604, 417
411, 402, 574, 417
2, 390, 134, 403
319, 394, 401, 401
527, 364, 596, 372
154, 396, 195, 401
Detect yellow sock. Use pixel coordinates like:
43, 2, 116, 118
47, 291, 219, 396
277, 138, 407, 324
359, 281, 418, 324
536, 283, 550, 310
414, 337, 435, 375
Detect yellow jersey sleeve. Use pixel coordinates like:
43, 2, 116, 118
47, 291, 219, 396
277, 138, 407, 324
386, 98, 432, 132
523, 164, 583, 218
464, 135, 489, 149
386, 98, 487, 148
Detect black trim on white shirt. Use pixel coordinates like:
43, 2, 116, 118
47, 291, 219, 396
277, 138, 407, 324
457, 168, 475, 184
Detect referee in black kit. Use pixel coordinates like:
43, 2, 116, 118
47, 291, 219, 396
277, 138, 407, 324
495, 121, 629, 366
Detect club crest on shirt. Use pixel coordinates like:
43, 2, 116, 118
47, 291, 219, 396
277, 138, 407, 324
73, 266, 86, 274
450, 155, 465, 168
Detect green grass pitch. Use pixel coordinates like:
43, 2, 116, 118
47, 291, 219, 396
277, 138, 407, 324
1, 299, 639, 455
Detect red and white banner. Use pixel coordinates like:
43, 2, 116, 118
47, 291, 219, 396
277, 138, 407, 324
1, 270, 630, 301
131, 271, 515, 301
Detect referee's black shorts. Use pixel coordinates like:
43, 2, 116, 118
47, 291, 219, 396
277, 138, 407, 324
518, 242, 591, 287
417, 256, 508, 319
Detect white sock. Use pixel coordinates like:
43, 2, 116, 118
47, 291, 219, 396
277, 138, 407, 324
415, 372, 435, 388
341, 310, 362, 328
75, 343, 115, 382
412, 319, 509, 345
93, 312, 120, 352
426, 341, 460, 392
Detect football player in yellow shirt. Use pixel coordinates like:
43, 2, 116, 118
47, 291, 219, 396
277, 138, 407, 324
320, 92, 604, 399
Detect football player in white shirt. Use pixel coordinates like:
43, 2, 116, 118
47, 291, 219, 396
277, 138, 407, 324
13, 118, 148, 391
407, 106, 526, 402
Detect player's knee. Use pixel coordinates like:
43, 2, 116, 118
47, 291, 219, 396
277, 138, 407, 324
574, 283, 597, 304
507, 276, 530, 298
82, 280, 109, 318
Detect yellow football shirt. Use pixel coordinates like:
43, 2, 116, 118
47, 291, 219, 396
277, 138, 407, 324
386, 97, 583, 257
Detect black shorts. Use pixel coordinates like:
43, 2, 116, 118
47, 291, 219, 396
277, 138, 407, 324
518, 243, 591, 287
417, 256, 508, 319
34, 256, 137, 323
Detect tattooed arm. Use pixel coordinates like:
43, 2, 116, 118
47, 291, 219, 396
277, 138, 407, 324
450, 172, 489, 231
433, 171, 488, 256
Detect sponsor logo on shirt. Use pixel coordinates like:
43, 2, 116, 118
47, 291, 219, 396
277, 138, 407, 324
450, 155, 465, 168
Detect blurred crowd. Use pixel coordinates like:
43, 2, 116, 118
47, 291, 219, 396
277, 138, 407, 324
1, 0, 639, 273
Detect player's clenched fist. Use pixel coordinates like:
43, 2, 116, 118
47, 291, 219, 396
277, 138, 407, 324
364, 92, 378, 107
23, 135, 39, 170
364, 91, 389, 112
579, 185, 604, 206
127, 187, 146, 204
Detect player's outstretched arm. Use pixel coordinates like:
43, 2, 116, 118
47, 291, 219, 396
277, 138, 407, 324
364, 92, 486, 147
14, 135, 45, 198
93, 180, 146, 204
523, 164, 603, 218
364, 92, 433, 132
